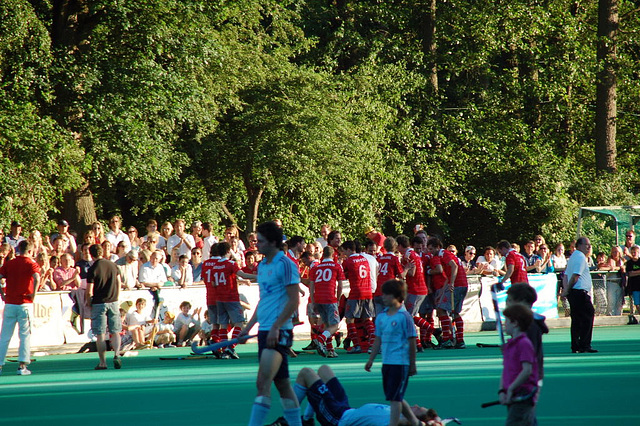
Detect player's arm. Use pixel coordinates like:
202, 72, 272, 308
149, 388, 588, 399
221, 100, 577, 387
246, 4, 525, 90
337, 280, 346, 303
447, 260, 458, 290
364, 335, 381, 371
85, 281, 94, 308
426, 264, 443, 276
408, 335, 417, 376
29, 273, 40, 302
562, 273, 580, 296
0, 272, 5, 301
237, 270, 256, 281
309, 280, 316, 305
503, 264, 514, 282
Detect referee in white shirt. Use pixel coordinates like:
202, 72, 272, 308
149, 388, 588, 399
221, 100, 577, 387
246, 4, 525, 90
562, 237, 597, 353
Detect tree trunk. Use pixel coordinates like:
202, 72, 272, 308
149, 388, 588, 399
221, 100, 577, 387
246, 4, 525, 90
245, 185, 264, 238
419, 0, 438, 95
62, 181, 97, 234
595, 0, 618, 174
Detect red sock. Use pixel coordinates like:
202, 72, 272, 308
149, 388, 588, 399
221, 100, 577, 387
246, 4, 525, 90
219, 327, 228, 342
211, 327, 221, 343
415, 316, 434, 342
231, 326, 241, 348
364, 319, 376, 347
347, 323, 361, 347
439, 315, 452, 341
326, 336, 334, 350
454, 317, 464, 342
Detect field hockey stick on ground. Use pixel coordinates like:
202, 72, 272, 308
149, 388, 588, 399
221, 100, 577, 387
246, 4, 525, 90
490, 283, 505, 346
481, 386, 538, 408
191, 334, 257, 354
475, 343, 500, 348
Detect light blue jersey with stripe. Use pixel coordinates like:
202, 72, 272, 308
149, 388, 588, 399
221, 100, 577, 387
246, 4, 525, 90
256, 251, 300, 331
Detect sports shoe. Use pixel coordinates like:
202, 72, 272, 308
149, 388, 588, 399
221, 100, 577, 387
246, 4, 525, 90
165, 343, 176, 348
435, 340, 454, 350
327, 349, 338, 358
266, 416, 289, 426
628, 315, 638, 325
416, 345, 424, 353
346, 345, 362, 354
315, 340, 328, 357
225, 348, 240, 359
433, 328, 443, 344
454, 340, 466, 349
302, 341, 317, 351
17, 366, 31, 375
334, 332, 343, 347
302, 416, 315, 426
113, 357, 122, 369
422, 341, 436, 350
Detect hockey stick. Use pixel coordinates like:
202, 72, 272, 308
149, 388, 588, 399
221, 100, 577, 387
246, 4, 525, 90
191, 334, 257, 354
481, 386, 538, 408
159, 355, 217, 360
147, 301, 163, 347
490, 283, 505, 346
475, 343, 500, 348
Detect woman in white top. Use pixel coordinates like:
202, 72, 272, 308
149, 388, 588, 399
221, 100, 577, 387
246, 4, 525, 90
550, 243, 567, 271
476, 246, 505, 276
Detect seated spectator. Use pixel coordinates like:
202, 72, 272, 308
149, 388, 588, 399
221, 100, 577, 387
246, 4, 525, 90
190, 247, 204, 284
28, 229, 52, 257
118, 251, 140, 290
91, 221, 106, 244
171, 255, 194, 288
139, 250, 169, 308
53, 253, 81, 291
198, 310, 213, 345
460, 245, 482, 274
191, 221, 204, 249
140, 219, 159, 243
168, 245, 181, 269
174, 301, 201, 346
537, 244, 554, 273
155, 311, 177, 348
126, 298, 157, 350
115, 241, 128, 259
126, 226, 142, 250
76, 243, 93, 282
41, 255, 59, 291
118, 308, 135, 353
550, 244, 567, 271
139, 232, 159, 264
224, 225, 245, 252
522, 240, 542, 272
476, 246, 505, 276
35, 251, 51, 291
0, 242, 14, 268
101, 240, 119, 262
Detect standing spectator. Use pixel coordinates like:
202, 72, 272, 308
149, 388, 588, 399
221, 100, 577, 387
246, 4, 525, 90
364, 226, 386, 255
105, 215, 131, 254
625, 245, 640, 324
201, 222, 218, 260
562, 237, 597, 353
35, 252, 52, 291
477, 246, 505, 277
139, 233, 159, 264
139, 251, 168, 315
605, 246, 625, 316
551, 243, 569, 316
49, 220, 77, 255
0, 240, 40, 375
191, 221, 204, 249
460, 245, 481, 275
86, 244, 122, 370
167, 219, 195, 260
521, 241, 542, 273
28, 229, 51, 257
238, 221, 302, 426
4, 221, 26, 250
117, 250, 139, 290
0, 243, 15, 267
245, 232, 259, 255
101, 241, 119, 262
533, 235, 546, 253
315, 224, 331, 249
537, 244, 554, 274
53, 253, 81, 291
621, 230, 636, 260
91, 221, 106, 245
140, 219, 159, 243
126, 226, 142, 250
158, 221, 173, 254
190, 247, 204, 284
224, 225, 246, 252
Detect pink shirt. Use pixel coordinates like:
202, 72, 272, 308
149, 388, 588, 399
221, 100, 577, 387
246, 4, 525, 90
502, 333, 538, 400
53, 266, 78, 290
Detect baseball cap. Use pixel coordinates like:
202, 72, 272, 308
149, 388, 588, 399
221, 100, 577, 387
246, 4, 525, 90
10, 220, 21, 228
58, 219, 69, 226
364, 226, 375, 235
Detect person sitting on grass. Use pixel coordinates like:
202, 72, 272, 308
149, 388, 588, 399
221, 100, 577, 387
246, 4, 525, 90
499, 304, 539, 426
126, 298, 157, 350
154, 311, 177, 348
174, 301, 201, 347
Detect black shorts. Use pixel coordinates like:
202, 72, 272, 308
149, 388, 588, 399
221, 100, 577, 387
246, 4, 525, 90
307, 378, 351, 426
382, 364, 410, 402
258, 329, 294, 379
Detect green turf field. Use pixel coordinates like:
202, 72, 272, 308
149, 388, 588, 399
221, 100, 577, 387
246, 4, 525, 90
0, 326, 638, 425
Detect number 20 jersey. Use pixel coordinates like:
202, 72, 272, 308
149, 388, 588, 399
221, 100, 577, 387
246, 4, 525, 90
309, 259, 346, 304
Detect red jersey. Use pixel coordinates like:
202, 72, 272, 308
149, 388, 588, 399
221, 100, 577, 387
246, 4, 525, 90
242, 262, 258, 275
402, 249, 428, 295
375, 253, 403, 296
441, 249, 468, 287
201, 258, 219, 305
0, 256, 40, 305
425, 253, 447, 290
506, 249, 528, 284
310, 259, 345, 304
286, 250, 299, 266
342, 254, 373, 300
209, 257, 241, 302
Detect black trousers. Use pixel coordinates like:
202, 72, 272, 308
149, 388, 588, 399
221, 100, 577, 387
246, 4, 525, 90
567, 289, 595, 352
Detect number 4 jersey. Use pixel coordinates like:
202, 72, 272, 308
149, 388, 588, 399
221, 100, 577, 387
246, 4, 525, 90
202, 256, 241, 302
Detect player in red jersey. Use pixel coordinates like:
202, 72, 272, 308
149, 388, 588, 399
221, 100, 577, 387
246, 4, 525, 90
374, 238, 404, 317
364, 226, 387, 255
397, 235, 436, 352
327, 231, 343, 264
497, 240, 529, 284
341, 240, 375, 354
201, 243, 222, 354
309, 246, 347, 358
426, 237, 468, 349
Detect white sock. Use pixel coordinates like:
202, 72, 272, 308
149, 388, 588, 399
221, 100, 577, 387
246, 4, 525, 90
248, 396, 270, 426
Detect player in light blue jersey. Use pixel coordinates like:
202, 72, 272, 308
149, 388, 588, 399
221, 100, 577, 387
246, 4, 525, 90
239, 221, 302, 426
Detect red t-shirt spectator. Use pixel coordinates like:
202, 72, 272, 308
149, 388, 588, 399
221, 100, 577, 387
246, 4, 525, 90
0, 256, 40, 305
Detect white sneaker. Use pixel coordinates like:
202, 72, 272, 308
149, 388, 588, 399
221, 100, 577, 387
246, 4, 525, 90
17, 367, 31, 376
